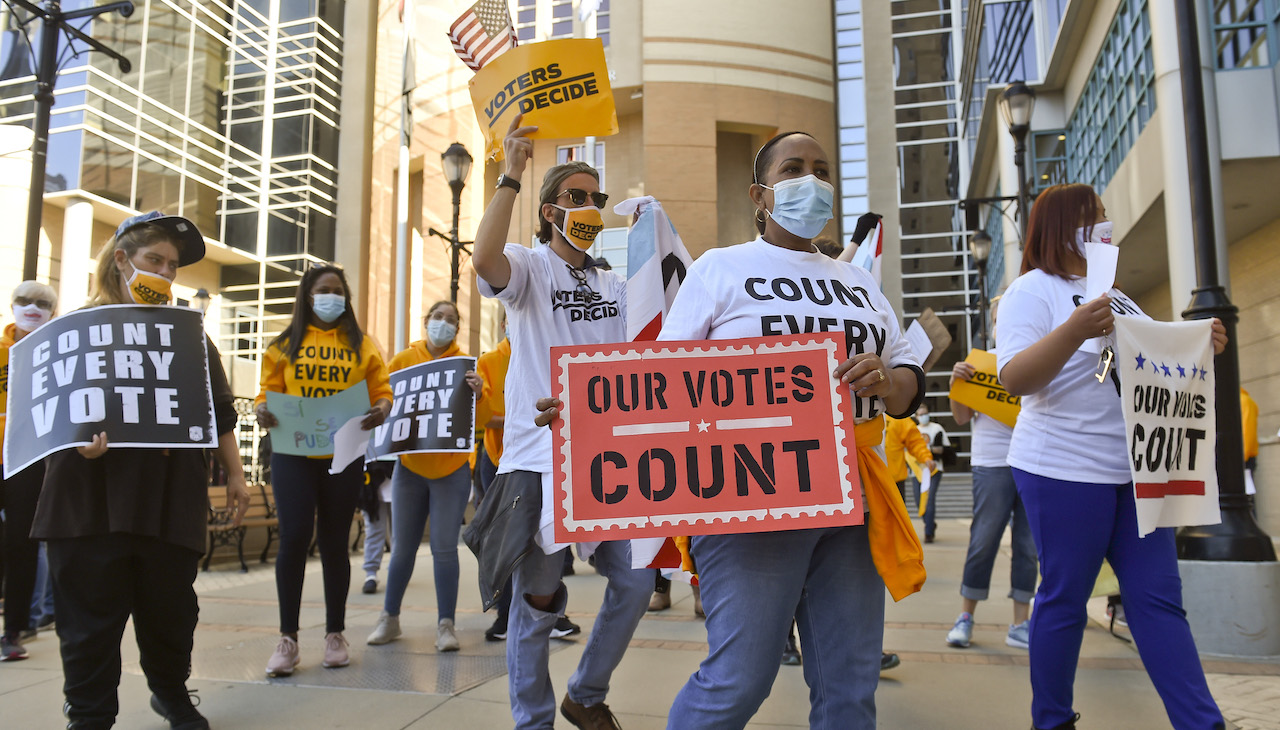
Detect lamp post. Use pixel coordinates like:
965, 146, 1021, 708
998, 81, 1037, 240
1169, 0, 1274, 561
441, 142, 473, 304
9, 0, 135, 281
969, 231, 992, 349
192, 287, 211, 313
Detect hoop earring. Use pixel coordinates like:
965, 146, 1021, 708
754, 208, 766, 224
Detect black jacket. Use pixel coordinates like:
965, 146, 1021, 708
462, 470, 543, 611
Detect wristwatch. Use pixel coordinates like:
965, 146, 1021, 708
496, 174, 521, 193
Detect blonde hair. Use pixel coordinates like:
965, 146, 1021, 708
12, 280, 58, 310
88, 223, 175, 306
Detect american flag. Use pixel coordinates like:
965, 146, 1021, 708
448, 0, 518, 72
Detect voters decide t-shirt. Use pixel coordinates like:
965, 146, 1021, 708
478, 243, 626, 476
658, 236, 920, 426
996, 269, 1149, 484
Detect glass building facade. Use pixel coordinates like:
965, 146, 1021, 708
0, 0, 345, 384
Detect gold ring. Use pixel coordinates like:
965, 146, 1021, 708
877, 369, 886, 382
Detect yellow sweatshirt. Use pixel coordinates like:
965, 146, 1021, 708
256, 324, 393, 407
476, 338, 510, 465
885, 415, 934, 483
388, 339, 484, 480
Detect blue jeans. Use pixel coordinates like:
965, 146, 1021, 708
1013, 469, 1223, 730
361, 496, 391, 577
961, 466, 1038, 604
508, 539, 653, 729
384, 462, 471, 621
910, 471, 940, 537
668, 526, 883, 730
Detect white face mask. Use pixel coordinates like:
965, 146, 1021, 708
917, 414, 931, 426
12, 303, 51, 332
760, 174, 835, 239
1074, 220, 1114, 255
426, 319, 457, 348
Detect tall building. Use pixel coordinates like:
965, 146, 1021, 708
0, 1, 378, 398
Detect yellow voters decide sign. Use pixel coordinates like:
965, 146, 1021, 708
948, 348, 1021, 428
470, 38, 617, 160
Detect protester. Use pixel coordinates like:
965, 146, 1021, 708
885, 415, 935, 501
1, 280, 57, 661
1242, 387, 1259, 512
367, 300, 485, 652
255, 264, 393, 677
467, 113, 655, 730
945, 303, 1037, 650
29, 213, 250, 729
646, 131, 925, 729
912, 401, 950, 542
997, 182, 1226, 730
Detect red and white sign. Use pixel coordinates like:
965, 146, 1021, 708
551, 334, 862, 542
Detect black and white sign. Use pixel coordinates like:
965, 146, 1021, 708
2, 305, 216, 477
369, 355, 476, 458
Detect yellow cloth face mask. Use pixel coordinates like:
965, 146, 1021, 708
553, 205, 605, 251
126, 265, 173, 305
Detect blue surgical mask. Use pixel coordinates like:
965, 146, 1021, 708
760, 175, 835, 239
312, 293, 346, 323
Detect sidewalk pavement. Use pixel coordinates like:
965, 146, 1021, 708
2, 517, 1277, 729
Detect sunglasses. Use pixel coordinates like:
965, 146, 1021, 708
558, 188, 609, 209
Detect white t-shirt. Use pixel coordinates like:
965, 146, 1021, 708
996, 269, 1149, 484
478, 243, 627, 475
916, 420, 950, 473
968, 412, 1013, 468
658, 236, 920, 424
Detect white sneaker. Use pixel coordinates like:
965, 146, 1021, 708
436, 618, 460, 652
1006, 620, 1030, 649
366, 611, 401, 645
322, 632, 350, 668
265, 636, 300, 677
946, 612, 974, 648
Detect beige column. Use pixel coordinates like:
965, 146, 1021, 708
0, 125, 33, 297
58, 198, 95, 312
334, 0, 378, 319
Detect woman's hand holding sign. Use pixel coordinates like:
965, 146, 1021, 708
77, 431, 109, 459
1210, 318, 1227, 355
361, 398, 393, 431
255, 404, 278, 429
465, 370, 484, 394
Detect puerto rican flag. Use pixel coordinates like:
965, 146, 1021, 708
613, 196, 695, 573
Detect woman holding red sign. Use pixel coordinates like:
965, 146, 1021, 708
655, 132, 925, 729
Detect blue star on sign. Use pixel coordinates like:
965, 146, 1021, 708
1135, 353, 1146, 371
1200, 367, 1208, 380
1191, 364, 1199, 379
1177, 364, 1186, 378
1161, 363, 1172, 377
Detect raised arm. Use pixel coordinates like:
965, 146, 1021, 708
473, 114, 539, 290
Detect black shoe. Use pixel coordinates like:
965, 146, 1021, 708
1033, 712, 1081, 730
562, 561, 576, 576
150, 690, 210, 730
362, 577, 377, 594
484, 617, 508, 641
781, 634, 802, 666
880, 652, 900, 671
550, 615, 581, 639
924, 534, 935, 543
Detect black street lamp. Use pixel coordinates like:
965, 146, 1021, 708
969, 230, 992, 349
1169, 0, 1274, 561
441, 142, 472, 305
998, 81, 1036, 240
192, 287, 211, 313
7, 0, 135, 281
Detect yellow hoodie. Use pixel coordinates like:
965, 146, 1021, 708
389, 339, 488, 480
476, 337, 510, 464
256, 324, 393, 407
1, 322, 16, 465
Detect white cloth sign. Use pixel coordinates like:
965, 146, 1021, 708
1115, 318, 1221, 537
616, 196, 693, 342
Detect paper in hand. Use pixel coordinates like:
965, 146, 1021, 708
1086, 242, 1119, 302
329, 416, 372, 475
905, 320, 933, 368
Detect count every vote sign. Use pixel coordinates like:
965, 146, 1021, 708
551, 333, 862, 542
3, 305, 216, 478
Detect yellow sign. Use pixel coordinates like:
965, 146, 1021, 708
469, 38, 618, 160
947, 348, 1020, 428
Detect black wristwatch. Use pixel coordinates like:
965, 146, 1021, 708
496, 174, 521, 193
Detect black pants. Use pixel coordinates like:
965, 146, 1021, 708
271, 453, 360, 634
48, 533, 200, 728
2, 461, 45, 637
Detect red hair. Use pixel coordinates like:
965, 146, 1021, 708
1020, 183, 1103, 278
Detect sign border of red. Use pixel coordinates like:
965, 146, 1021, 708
550, 333, 862, 541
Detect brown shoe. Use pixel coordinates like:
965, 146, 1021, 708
560, 694, 623, 730
647, 590, 671, 612
692, 584, 704, 618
